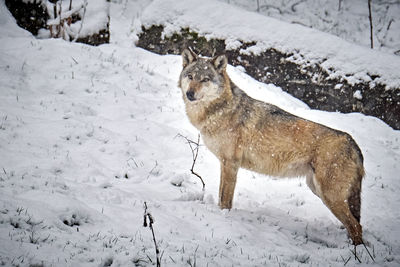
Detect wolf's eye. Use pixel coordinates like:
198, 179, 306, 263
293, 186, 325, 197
202, 78, 210, 83
187, 74, 193, 80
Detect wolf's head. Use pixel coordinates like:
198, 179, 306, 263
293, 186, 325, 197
179, 49, 228, 103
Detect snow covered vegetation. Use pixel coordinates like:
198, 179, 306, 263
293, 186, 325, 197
5, 0, 110, 45
0, 0, 400, 266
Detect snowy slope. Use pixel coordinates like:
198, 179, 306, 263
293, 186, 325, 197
219, 0, 400, 56
140, 0, 400, 89
1, 1, 400, 266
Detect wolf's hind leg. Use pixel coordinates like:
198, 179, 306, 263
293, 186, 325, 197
314, 170, 363, 245
323, 194, 363, 245
219, 160, 239, 210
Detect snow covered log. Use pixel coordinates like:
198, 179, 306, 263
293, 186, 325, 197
136, 0, 400, 130
5, 0, 109, 46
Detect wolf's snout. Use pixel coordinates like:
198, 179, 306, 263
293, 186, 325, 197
186, 90, 196, 101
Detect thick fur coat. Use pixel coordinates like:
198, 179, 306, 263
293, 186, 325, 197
178, 49, 365, 245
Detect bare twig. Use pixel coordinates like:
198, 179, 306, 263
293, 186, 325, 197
49, 0, 86, 40
68, 0, 73, 26
340, 254, 351, 266
72, 0, 88, 42
177, 134, 205, 190
143, 202, 161, 267
368, 0, 374, 49
350, 245, 362, 263
259, 4, 283, 14
71, 56, 78, 64
51, 2, 57, 37
362, 241, 375, 262
146, 161, 158, 179
291, 0, 306, 12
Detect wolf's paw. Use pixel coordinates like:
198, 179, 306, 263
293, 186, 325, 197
218, 202, 232, 210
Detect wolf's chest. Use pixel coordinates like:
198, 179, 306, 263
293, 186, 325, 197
200, 124, 241, 159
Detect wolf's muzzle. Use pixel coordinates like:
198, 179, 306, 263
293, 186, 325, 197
186, 90, 196, 101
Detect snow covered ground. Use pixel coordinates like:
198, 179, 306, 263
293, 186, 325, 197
1, 0, 400, 266
219, 0, 400, 56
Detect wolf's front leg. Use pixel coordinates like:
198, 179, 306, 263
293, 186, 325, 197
219, 160, 239, 210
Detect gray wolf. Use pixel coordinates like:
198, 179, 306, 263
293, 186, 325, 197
178, 49, 365, 245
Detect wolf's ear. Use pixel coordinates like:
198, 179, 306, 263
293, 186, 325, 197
182, 49, 197, 68
212, 54, 228, 73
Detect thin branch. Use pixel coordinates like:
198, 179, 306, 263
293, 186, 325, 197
143, 202, 161, 267
72, 0, 88, 42
350, 245, 362, 263
177, 134, 205, 190
340, 254, 351, 266
362, 241, 375, 262
368, 0, 374, 49
146, 160, 158, 179
68, 0, 73, 25
259, 4, 283, 14
291, 0, 306, 12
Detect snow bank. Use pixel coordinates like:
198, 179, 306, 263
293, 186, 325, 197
140, 0, 400, 89
220, 0, 400, 56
